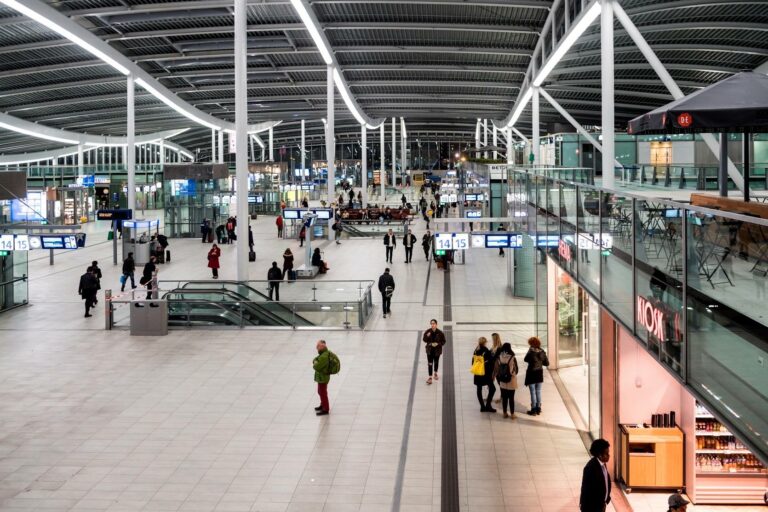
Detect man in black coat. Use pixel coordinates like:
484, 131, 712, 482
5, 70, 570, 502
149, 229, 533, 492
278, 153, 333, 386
377, 268, 395, 318
383, 229, 397, 264
402, 229, 417, 263
121, 253, 136, 292
267, 261, 283, 301
78, 269, 99, 318
579, 438, 611, 512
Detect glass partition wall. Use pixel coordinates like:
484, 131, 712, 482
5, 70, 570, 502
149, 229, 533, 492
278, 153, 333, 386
506, 168, 768, 463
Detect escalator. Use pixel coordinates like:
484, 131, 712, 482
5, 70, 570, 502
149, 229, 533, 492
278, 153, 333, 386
165, 282, 313, 327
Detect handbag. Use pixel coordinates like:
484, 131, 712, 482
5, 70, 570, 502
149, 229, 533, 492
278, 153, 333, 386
470, 355, 485, 376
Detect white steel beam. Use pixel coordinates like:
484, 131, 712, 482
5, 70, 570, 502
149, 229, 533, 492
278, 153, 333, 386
601, 0, 615, 189
301, 119, 306, 178
127, 75, 135, 211
218, 130, 224, 164
506, 127, 513, 165
211, 128, 216, 163
532, 87, 540, 164
483, 119, 488, 159
392, 117, 396, 186
327, 65, 336, 205
362, 124, 368, 208
400, 117, 406, 175
235, 0, 249, 280
380, 124, 385, 199
269, 127, 274, 161
612, 1, 743, 190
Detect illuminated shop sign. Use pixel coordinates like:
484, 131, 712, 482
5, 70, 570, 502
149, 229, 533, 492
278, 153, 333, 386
558, 239, 572, 262
636, 295, 681, 343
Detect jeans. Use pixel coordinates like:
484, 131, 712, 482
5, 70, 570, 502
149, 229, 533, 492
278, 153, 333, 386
427, 352, 440, 376
381, 293, 391, 314
121, 272, 135, 291
501, 389, 515, 414
405, 247, 413, 262
317, 382, 329, 412
269, 282, 280, 301
528, 382, 542, 409
385, 246, 393, 262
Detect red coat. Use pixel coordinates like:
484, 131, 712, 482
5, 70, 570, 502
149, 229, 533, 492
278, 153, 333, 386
207, 247, 221, 269
276, 216, 283, 228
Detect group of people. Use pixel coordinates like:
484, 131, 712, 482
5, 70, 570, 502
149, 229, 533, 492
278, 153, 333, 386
382, 228, 425, 264
79, 253, 161, 317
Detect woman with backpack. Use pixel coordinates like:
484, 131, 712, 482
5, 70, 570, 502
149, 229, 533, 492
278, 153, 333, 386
495, 343, 519, 418
524, 336, 549, 416
472, 337, 496, 412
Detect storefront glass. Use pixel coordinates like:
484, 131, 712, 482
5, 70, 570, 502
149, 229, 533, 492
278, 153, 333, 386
577, 187, 601, 296
601, 191, 634, 326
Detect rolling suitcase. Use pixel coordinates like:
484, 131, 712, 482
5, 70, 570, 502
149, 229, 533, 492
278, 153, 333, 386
288, 269, 297, 281
249, 251, 256, 262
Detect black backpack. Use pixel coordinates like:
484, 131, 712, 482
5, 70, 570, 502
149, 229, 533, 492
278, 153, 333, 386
497, 359, 512, 383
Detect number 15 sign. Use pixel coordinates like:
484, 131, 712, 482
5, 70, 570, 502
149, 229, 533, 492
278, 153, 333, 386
434, 233, 469, 250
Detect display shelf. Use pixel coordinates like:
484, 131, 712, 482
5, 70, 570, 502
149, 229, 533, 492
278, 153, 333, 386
694, 431, 732, 436
697, 470, 767, 476
696, 449, 752, 455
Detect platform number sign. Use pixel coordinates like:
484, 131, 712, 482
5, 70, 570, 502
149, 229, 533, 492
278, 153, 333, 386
434, 233, 469, 251
0, 235, 13, 251
434, 233, 453, 250
13, 235, 29, 251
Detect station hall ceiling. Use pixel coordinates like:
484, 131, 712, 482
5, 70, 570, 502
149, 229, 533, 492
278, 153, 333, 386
0, 0, 766, 155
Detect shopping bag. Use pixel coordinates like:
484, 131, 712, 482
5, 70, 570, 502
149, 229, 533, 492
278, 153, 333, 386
470, 355, 485, 376
119, 275, 126, 285
107, 230, 114, 241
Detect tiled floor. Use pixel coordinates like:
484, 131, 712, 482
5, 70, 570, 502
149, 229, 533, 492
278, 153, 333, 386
1, 201, 750, 511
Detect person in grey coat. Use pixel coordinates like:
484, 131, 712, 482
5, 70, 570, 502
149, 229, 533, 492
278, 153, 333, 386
494, 343, 519, 418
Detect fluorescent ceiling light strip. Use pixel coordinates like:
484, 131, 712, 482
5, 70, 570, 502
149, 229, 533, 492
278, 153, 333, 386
250, 135, 266, 148
506, 87, 533, 128
400, 118, 407, 139
533, 2, 600, 87
333, 68, 368, 127
0, 121, 79, 145
289, 0, 333, 65
135, 78, 221, 131
0, 0, 129, 76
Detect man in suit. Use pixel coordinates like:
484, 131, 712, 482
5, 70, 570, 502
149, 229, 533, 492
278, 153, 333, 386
383, 229, 397, 264
403, 229, 417, 263
579, 438, 611, 512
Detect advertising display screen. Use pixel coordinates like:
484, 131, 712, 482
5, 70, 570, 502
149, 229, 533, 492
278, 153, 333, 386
464, 194, 477, 201
40, 235, 78, 249
315, 209, 333, 220
282, 209, 300, 220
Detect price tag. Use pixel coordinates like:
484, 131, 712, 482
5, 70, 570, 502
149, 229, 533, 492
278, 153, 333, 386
0, 235, 13, 251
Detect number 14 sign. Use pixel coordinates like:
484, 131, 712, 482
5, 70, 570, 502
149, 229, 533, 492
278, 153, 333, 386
434, 233, 469, 250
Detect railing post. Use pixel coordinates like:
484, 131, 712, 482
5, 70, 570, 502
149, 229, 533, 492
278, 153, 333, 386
696, 167, 705, 190
105, 289, 112, 330
640, 165, 646, 184
679, 166, 686, 189
664, 166, 671, 187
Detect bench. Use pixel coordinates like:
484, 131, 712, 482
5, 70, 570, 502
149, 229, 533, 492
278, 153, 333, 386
295, 264, 319, 279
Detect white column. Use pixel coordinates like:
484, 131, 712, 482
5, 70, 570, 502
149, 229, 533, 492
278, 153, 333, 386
601, 0, 615, 188
269, 127, 274, 161
249, 136, 254, 162
507, 127, 513, 165
159, 139, 165, 165
493, 125, 498, 160
361, 124, 368, 208
483, 118, 489, 159
127, 75, 136, 211
475, 119, 481, 159
235, 0, 249, 280
211, 128, 216, 163
218, 130, 224, 164
326, 65, 335, 204
532, 87, 540, 164
301, 119, 306, 180
77, 144, 84, 176
391, 117, 396, 187
380, 124, 385, 199
400, 118, 406, 179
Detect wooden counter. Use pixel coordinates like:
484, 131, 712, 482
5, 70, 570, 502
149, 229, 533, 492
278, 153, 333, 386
620, 425, 684, 491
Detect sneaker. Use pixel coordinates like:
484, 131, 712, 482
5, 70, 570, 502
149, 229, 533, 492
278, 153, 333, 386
134, 303, 145, 308
316, 410, 329, 416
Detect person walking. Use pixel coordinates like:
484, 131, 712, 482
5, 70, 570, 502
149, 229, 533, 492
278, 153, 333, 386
200, 218, 210, 243
207, 243, 221, 279
140, 255, 157, 301
524, 336, 549, 415
313, 340, 340, 416
267, 261, 282, 301
472, 337, 496, 412
422, 230, 432, 260
403, 229, 416, 263
282, 248, 294, 280
275, 215, 283, 238
495, 343, 519, 418
401, 193, 407, 207
332, 218, 342, 245
579, 438, 611, 512
666, 494, 689, 512
87, 260, 102, 305
78, 268, 99, 318
248, 225, 254, 252
120, 252, 136, 292
422, 319, 446, 384
225, 218, 235, 244
383, 228, 396, 263
298, 225, 306, 247
497, 224, 506, 256
377, 268, 395, 318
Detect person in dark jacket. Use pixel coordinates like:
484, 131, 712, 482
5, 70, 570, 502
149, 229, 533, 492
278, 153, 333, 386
524, 336, 549, 415
200, 218, 210, 243
248, 225, 254, 252
86, 260, 102, 305
267, 261, 282, 301
282, 248, 294, 280
401, 193, 407, 207
121, 253, 136, 292
78, 268, 99, 317
140, 256, 157, 301
422, 230, 432, 260
579, 438, 611, 512
383, 229, 396, 263
312, 248, 328, 274
402, 229, 416, 263
494, 342, 519, 418
422, 319, 446, 384
473, 337, 496, 412
377, 268, 395, 318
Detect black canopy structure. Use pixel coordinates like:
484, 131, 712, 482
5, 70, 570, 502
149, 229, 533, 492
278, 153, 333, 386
627, 72, 768, 135
627, 71, 768, 201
